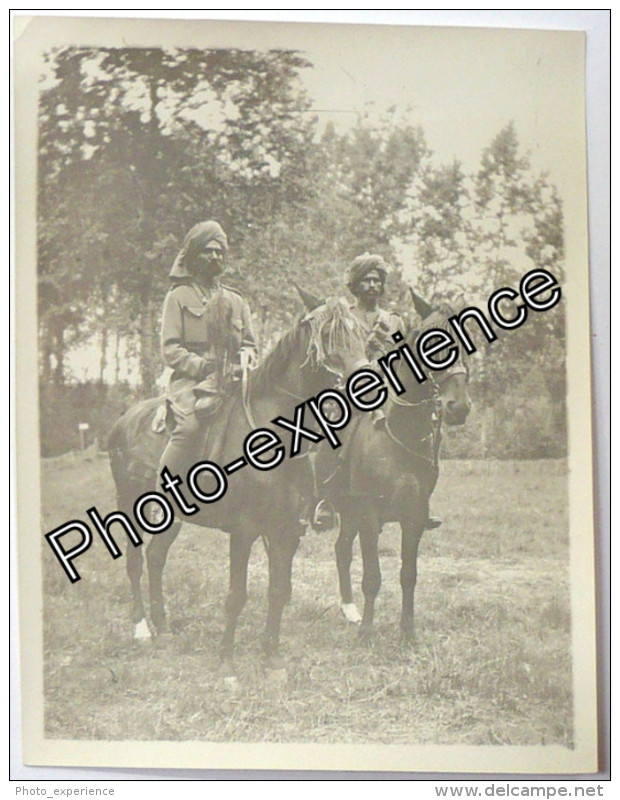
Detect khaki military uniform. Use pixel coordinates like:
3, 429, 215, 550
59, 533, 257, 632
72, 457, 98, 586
349, 303, 404, 361
161, 279, 256, 416
157, 220, 257, 479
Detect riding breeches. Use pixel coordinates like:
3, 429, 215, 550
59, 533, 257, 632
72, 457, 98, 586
157, 408, 203, 480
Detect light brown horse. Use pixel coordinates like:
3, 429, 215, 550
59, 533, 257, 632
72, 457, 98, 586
107, 296, 368, 680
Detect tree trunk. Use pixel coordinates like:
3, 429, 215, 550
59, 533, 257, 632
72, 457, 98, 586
99, 323, 108, 385
40, 323, 53, 386
139, 298, 157, 398
53, 325, 65, 387
114, 330, 121, 385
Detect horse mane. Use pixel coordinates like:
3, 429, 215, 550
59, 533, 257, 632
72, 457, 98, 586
250, 298, 366, 395
301, 297, 366, 369
250, 325, 305, 395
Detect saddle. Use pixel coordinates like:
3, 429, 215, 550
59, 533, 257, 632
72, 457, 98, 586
150, 378, 241, 468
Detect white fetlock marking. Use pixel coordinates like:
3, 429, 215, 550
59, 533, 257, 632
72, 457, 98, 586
134, 619, 152, 640
340, 603, 362, 624
265, 668, 288, 686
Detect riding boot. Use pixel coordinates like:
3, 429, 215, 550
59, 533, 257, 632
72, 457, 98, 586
157, 409, 203, 486
301, 450, 338, 532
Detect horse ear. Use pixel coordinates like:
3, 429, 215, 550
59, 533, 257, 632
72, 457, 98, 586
453, 293, 468, 313
409, 287, 435, 320
294, 283, 324, 312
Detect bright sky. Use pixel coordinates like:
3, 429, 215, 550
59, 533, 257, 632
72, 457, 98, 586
283, 24, 583, 204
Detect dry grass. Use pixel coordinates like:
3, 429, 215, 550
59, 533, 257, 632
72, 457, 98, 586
40, 457, 572, 746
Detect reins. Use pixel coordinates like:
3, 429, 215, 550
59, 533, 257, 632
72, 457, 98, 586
241, 363, 259, 431
379, 330, 468, 465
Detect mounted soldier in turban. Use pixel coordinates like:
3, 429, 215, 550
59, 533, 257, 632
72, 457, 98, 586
345, 253, 404, 360
342, 252, 441, 530
158, 220, 257, 480
305, 253, 405, 531
300, 252, 442, 533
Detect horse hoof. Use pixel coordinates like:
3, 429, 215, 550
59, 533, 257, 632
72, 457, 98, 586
133, 619, 152, 641
154, 631, 174, 646
357, 625, 373, 643
340, 602, 362, 624
222, 675, 241, 692
265, 667, 288, 687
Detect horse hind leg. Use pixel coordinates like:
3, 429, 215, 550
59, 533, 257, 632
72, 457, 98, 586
126, 542, 150, 639
335, 514, 362, 624
115, 478, 150, 641
358, 521, 382, 640
399, 516, 425, 645
108, 420, 168, 643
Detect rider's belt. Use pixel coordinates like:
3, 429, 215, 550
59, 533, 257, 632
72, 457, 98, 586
184, 341, 209, 353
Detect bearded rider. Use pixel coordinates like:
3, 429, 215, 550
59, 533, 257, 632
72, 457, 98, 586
308, 253, 404, 531
345, 253, 404, 360
344, 252, 442, 530
158, 220, 257, 481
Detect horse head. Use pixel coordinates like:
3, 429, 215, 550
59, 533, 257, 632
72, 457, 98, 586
299, 296, 369, 385
249, 293, 368, 406
408, 291, 472, 427
437, 363, 470, 425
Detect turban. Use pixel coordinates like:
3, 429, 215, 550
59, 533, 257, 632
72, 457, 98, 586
346, 253, 390, 289
169, 220, 228, 278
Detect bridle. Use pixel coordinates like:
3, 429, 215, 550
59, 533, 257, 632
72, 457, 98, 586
381, 355, 469, 461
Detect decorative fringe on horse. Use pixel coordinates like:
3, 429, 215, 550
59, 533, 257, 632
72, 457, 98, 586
301, 298, 366, 371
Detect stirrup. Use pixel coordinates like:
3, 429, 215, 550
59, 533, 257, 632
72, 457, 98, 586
312, 499, 337, 532
150, 505, 166, 526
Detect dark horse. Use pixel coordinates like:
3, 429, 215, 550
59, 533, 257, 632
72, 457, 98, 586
107, 297, 368, 680
316, 296, 472, 642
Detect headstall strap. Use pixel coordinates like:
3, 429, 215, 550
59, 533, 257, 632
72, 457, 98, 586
445, 364, 468, 378
381, 415, 436, 467
390, 392, 436, 409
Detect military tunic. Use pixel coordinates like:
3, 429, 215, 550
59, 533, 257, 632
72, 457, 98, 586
349, 303, 404, 361
161, 279, 257, 416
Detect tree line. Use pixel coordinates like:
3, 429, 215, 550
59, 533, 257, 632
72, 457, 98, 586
37, 46, 566, 459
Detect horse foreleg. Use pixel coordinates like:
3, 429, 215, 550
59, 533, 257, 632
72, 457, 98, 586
126, 543, 149, 639
220, 533, 254, 679
335, 514, 361, 624
118, 482, 148, 638
262, 529, 301, 672
399, 516, 425, 644
358, 521, 381, 639
146, 521, 182, 636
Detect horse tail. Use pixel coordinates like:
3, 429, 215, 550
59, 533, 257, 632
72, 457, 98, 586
107, 415, 133, 507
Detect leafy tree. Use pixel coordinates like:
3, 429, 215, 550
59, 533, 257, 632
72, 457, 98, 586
38, 46, 316, 392
402, 158, 473, 300
469, 123, 566, 454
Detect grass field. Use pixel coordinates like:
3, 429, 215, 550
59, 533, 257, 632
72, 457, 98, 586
40, 455, 571, 746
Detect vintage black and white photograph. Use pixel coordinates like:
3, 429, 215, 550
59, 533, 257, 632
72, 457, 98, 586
14, 12, 600, 774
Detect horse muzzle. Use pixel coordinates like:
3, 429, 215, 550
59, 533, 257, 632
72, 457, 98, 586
443, 399, 471, 426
